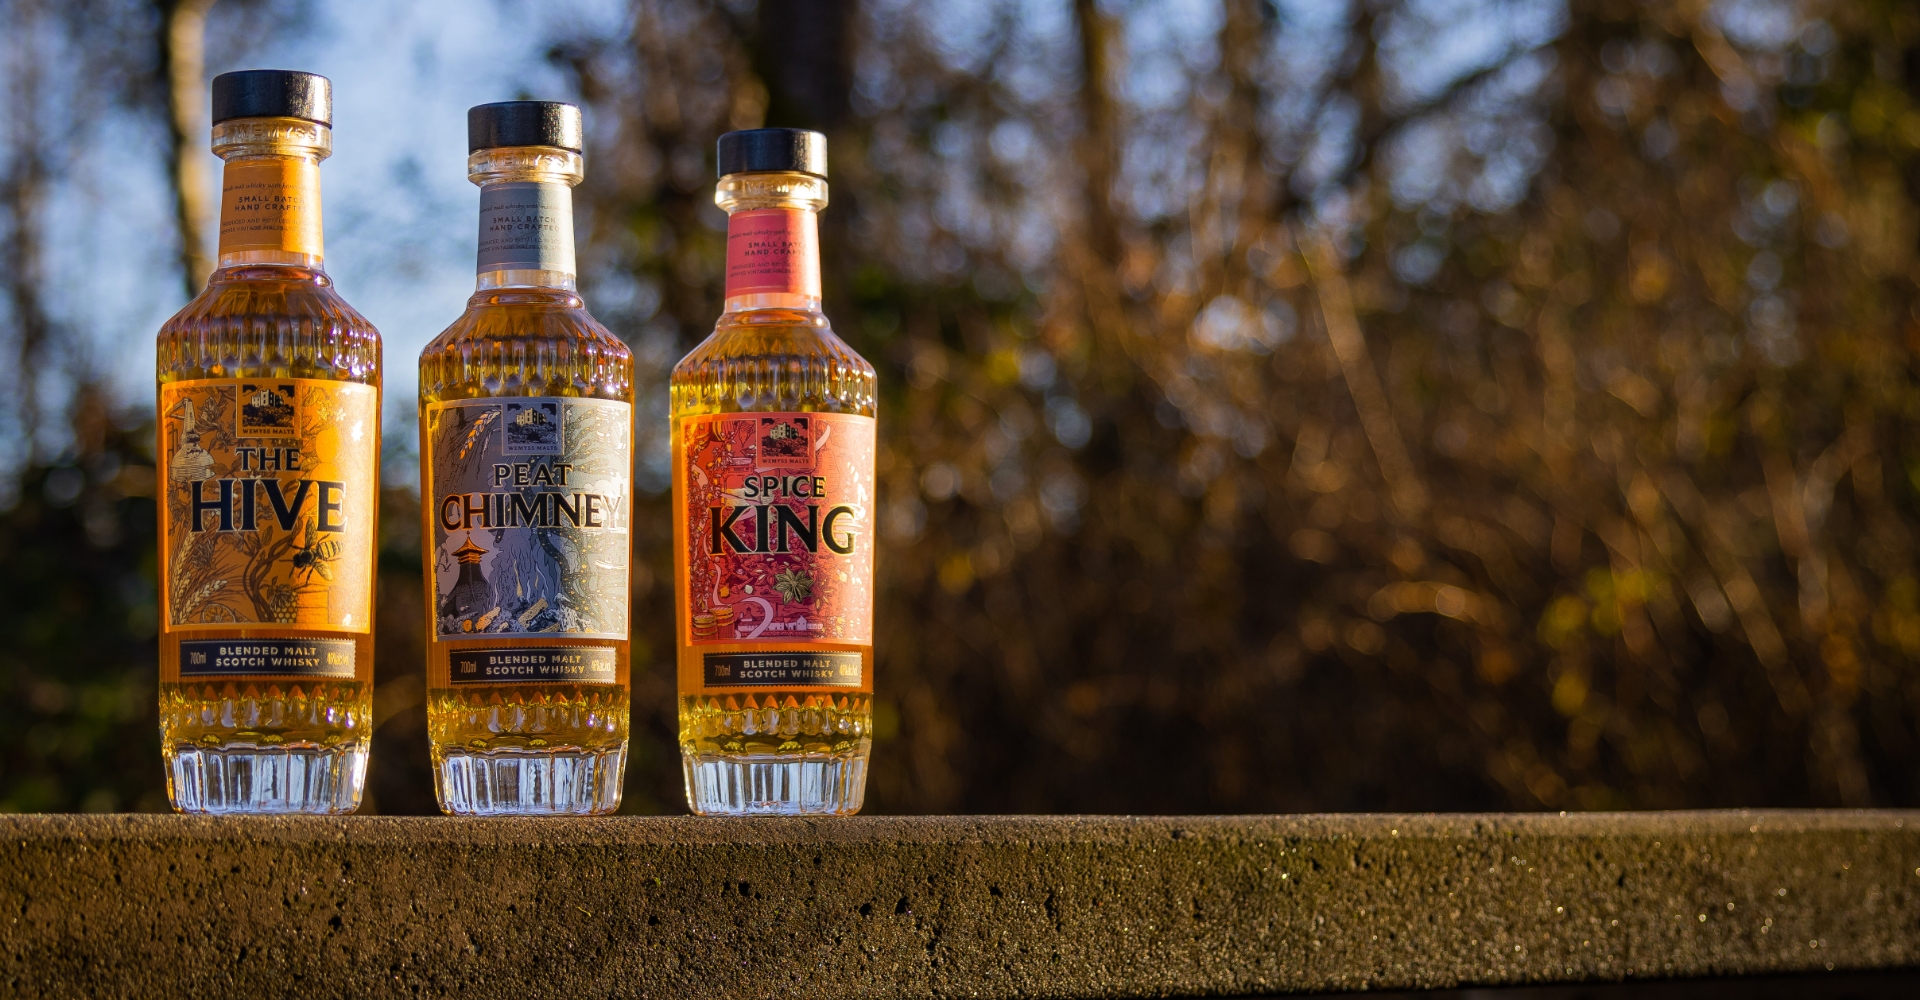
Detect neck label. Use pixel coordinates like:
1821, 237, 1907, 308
725, 209, 820, 297
218, 159, 323, 257
478, 182, 575, 274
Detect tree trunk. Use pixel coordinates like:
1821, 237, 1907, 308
1071, 0, 1121, 268
162, 0, 217, 298
746, 0, 856, 317
749, 0, 853, 132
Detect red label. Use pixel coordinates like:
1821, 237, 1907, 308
724, 209, 820, 297
680, 412, 873, 644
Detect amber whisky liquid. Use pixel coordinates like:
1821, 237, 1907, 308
418, 109, 633, 815
673, 139, 877, 815
156, 79, 381, 814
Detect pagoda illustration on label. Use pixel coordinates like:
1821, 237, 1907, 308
427, 397, 629, 640
441, 535, 494, 624
168, 398, 215, 485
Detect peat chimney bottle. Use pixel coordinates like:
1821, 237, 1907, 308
156, 70, 381, 814
418, 102, 634, 815
672, 128, 877, 815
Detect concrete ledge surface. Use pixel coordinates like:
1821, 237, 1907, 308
1, 811, 1916, 998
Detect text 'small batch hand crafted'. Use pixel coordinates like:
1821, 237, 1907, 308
154, 70, 875, 818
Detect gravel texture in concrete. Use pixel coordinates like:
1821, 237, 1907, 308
0, 811, 1915, 998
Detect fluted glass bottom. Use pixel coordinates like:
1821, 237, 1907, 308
432, 745, 627, 816
682, 745, 868, 816
165, 742, 368, 814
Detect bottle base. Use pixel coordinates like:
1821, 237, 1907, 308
164, 742, 368, 815
432, 744, 627, 816
681, 746, 868, 816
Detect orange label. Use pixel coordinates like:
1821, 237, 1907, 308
678, 413, 874, 647
158, 379, 377, 633
724, 209, 820, 297
218, 159, 323, 257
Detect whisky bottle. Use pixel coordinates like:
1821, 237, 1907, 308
672, 129, 877, 815
418, 102, 633, 815
156, 70, 381, 814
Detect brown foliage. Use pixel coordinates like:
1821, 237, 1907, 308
518, 0, 1920, 814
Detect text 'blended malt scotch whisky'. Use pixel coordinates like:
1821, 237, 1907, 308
673, 129, 877, 815
418, 102, 634, 815
156, 70, 381, 814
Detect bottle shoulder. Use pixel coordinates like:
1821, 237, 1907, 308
417, 290, 633, 406
672, 309, 874, 378
156, 266, 380, 385
670, 308, 876, 418
162, 267, 378, 335
422, 291, 630, 359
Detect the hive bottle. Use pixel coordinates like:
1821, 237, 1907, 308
155, 70, 381, 814
417, 102, 633, 815
672, 128, 877, 815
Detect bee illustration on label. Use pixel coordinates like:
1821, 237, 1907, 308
290, 517, 342, 582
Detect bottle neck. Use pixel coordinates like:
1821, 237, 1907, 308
471, 146, 582, 291
212, 117, 330, 270
717, 171, 827, 313
477, 269, 577, 291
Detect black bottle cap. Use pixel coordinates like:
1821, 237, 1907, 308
211, 70, 332, 126
717, 128, 827, 179
468, 102, 584, 153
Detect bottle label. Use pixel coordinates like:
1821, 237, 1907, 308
477, 182, 576, 274
449, 647, 617, 685
424, 397, 630, 641
158, 378, 377, 633
678, 412, 874, 648
724, 209, 821, 297
179, 639, 355, 679
217, 159, 323, 257
702, 651, 861, 687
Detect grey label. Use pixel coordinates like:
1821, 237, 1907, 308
477, 182, 575, 274
426, 397, 630, 641
179, 639, 355, 678
450, 646, 617, 684
702, 651, 862, 687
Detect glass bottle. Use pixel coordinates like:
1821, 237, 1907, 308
417, 102, 633, 815
155, 70, 381, 814
672, 129, 878, 815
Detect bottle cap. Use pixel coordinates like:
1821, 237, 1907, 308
717, 128, 827, 179
468, 102, 584, 153
211, 70, 332, 126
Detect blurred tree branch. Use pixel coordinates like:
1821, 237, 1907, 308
1300, 224, 1427, 520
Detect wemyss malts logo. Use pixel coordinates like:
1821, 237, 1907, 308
238, 383, 296, 436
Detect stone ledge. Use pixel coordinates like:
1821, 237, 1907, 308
1, 811, 1915, 998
